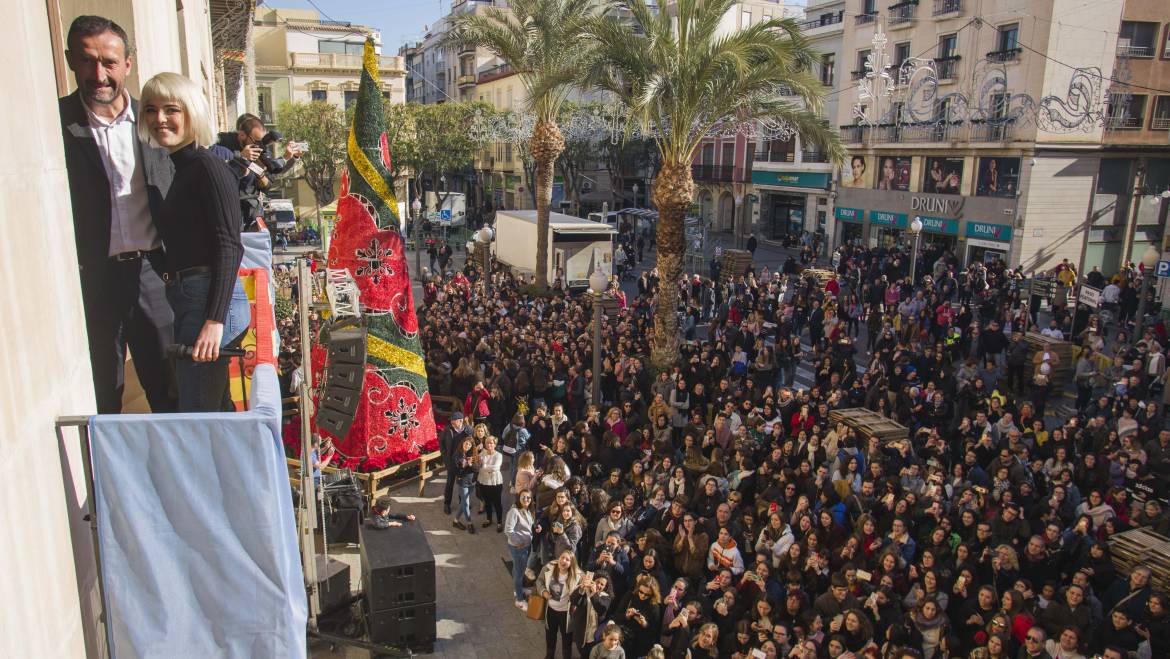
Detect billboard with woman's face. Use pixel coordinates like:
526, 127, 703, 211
841, 154, 868, 188
976, 157, 1021, 197
874, 156, 912, 191
923, 157, 964, 195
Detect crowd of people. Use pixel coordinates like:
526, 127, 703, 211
424, 238, 1170, 659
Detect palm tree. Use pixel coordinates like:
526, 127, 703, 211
448, 0, 594, 289
586, 0, 844, 369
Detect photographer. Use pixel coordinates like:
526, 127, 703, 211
211, 113, 303, 226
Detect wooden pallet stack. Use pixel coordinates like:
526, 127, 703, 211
828, 408, 909, 445
803, 268, 836, 288
1107, 527, 1170, 593
1023, 332, 1074, 386
719, 249, 753, 281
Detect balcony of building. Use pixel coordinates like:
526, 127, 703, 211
985, 48, 1021, 64
797, 11, 844, 35
477, 63, 514, 84
970, 119, 1017, 142
457, 74, 477, 89
1105, 115, 1144, 131
1116, 44, 1155, 58
855, 12, 878, 26
288, 52, 405, 74
888, 1, 917, 27
458, 43, 477, 57
692, 164, 739, 183
936, 55, 961, 81
932, 0, 962, 16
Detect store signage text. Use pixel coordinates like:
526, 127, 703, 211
869, 210, 908, 228
916, 215, 959, 235
835, 207, 864, 222
965, 221, 1013, 242
911, 195, 965, 217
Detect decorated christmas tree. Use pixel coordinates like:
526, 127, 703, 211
317, 38, 437, 468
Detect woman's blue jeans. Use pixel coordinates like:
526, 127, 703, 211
166, 273, 251, 412
509, 544, 530, 602
455, 481, 473, 524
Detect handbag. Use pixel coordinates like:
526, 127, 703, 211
526, 592, 547, 621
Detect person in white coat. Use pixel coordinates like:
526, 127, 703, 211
477, 435, 505, 532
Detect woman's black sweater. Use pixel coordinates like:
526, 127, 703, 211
161, 143, 244, 323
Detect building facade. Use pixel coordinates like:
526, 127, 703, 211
830, 0, 1170, 275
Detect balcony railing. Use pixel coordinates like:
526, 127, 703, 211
755, 150, 796, 163
456, 74, 477, 88
936, 55, 961, 79
692, 164, 736, 182
899, 121, 960, 142
1105, 115, 1144, 130
797, 12, 844, 31
851, 69, 867, 81
855, 13, 877, 25
1152, 117, 1170, 130
839, 125, 866, 143
289, 52, 404, 71
801, 151, 830, 163
986, 48, 1021, 63
971, 121, 1016, 141
888, 1, 917, 26
1116, 44, 1154, 58
838, 121, 966, 143
932, 0, 962, 15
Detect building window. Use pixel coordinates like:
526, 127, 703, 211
937, 34, 960, 79
988, 24, 1020, 61
755, 137, 795, 163
938, 34, 957, 58
310, 89, 327, 102
1106, 93, 1147, 129
319, 40, 363, 55
505, 143, 513, 162
1163, 25, 1170, 59
1118, 21, 1158, 57
742, 9, 752, 27
344, 90, 359, 108
862, 0, 875, 15
257, 87, 273, 124
894, 42, 911, 70
854, 50, 871, 80
820, 53, 835, 86
721, 142, 735, 167
1153, 96, 1170, 130
382, 91, 391, 101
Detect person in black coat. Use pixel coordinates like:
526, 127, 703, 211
59, 15, 176, 413
440, 413, 470, 515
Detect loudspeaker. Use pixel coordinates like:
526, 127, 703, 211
326, 362, 364, 389
360, 521, 436, 612
328, 329, 367, 364
315, 326, 369, 439
366, 601, 436, 649
326, 507, 361, 545
315, 555, 351, 616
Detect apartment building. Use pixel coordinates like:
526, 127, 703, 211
399, 0, 510, 105
253, 7, 405, 124
830, 0, 1170, 275
1086, 0, 1170, 274
683, 0, 788, 246
748, 0, 846, 246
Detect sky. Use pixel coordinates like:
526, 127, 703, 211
261, 0, 810, 54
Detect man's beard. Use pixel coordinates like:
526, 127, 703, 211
85, 81, 119, 105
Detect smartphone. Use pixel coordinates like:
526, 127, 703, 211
955, 575, 967, 589
584, 571, 594, 583
751, 649, 767, 659
855, 569, 872, 581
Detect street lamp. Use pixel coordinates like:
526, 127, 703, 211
1133, 244, 1160, 345
476, 226, 494, 293
412, 197, 424, 282
908, 216, 924, 283
589, 269, 608, 406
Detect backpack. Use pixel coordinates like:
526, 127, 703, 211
501, 424, 522, 454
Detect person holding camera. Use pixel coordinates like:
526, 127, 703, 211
211, 114, 303, 226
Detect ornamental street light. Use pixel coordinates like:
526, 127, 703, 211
1133, 244, 1160, 346
412, 197, 424, 282
908, 216, 924, 284
589, 269, 608, 406
476, 226, 494, 294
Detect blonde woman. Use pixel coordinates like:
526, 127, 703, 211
538, 549, 581, 659
514, 450, 539, 495
477, 435, 504, 532
139, 72, 249, 411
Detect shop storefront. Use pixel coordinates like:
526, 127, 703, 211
915, 215, 959, 252
752, 170, 831, 242
869, 210, 908, 249
834, 207, 864, 246
964, 221, 1013, 265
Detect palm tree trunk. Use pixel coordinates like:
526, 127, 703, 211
650, 159, 696, 370
530, 120, 565, 288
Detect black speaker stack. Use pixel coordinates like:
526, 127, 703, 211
359, 521, 437, 652
316, 327, 367, 439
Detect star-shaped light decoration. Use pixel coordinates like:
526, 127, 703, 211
355, 238, 395, 284
384, 394, 421, 438
854, 23, 895, 128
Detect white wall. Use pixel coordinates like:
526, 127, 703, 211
1015, 154, 1098, 273
0, 2, 100, 658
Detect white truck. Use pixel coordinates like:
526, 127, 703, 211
425, 191, 467, 226
493, 210, 616, 289
264, 198, 297, 231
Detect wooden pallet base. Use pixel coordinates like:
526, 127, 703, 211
287, 450, 444, 510
828, 407, 909, 444
1107, 527, 1170, 593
